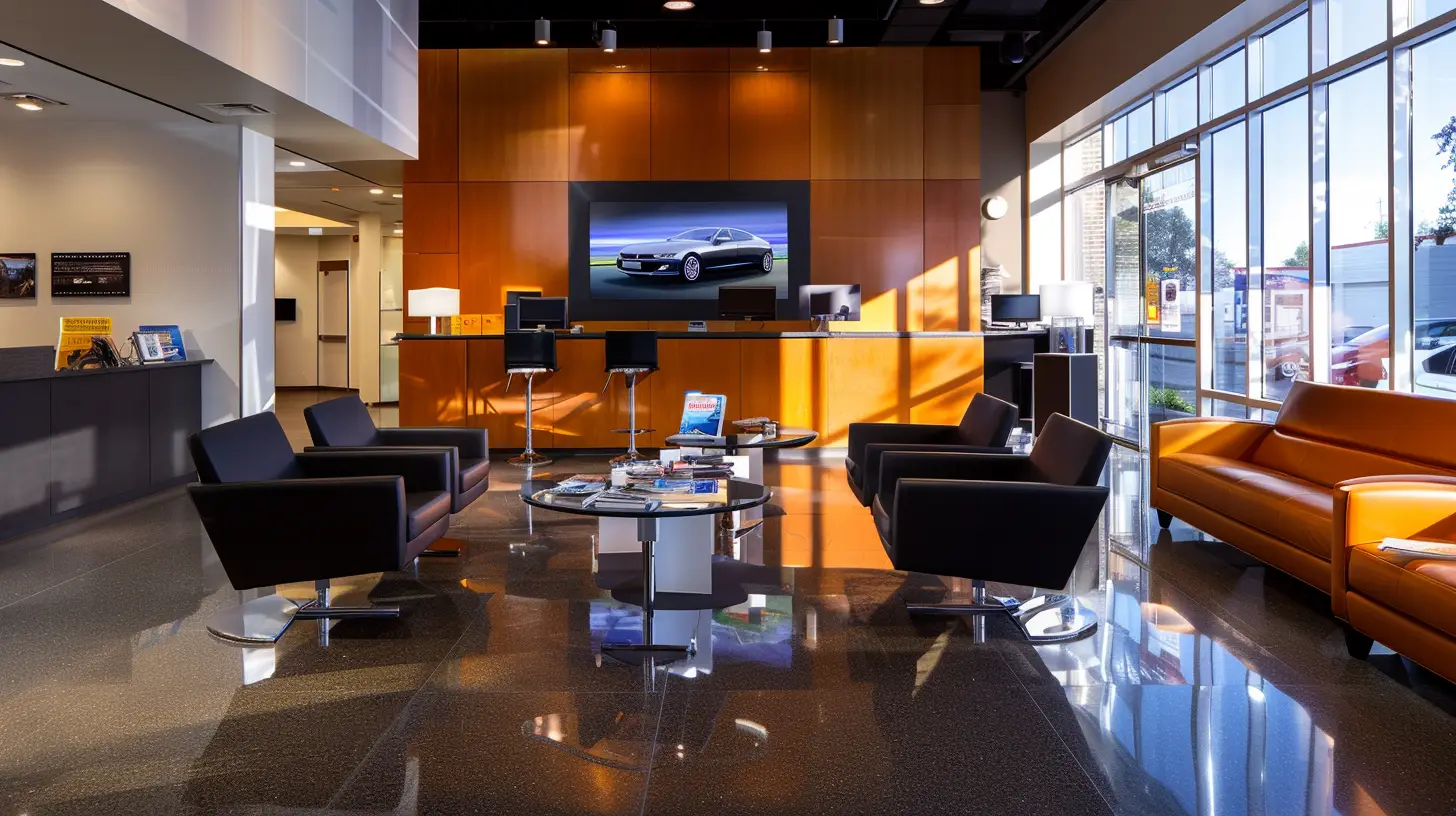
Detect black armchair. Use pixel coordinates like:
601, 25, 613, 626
187, 411, 454, 644
304, 394, 490, 514
845, 392, 1018, 506
872, 412, 1113, 642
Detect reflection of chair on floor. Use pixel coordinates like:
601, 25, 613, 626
187, 412, 454, 644
872, 413, 1112, 641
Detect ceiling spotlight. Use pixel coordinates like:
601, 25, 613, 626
369, 188, 384, 195
918, 0, 946, 4
1000, 32, 1026, 65
600, 26, 617, 53
0, 58, 24, 67
757, 23, 772, 54
827, 17, 844, 45
392, 193, 403, 198
663, 1, 695, 9
288, 160, 306, 167
15, 101, 41, 111
534, 18, 551, 45
7, 94, 60, 111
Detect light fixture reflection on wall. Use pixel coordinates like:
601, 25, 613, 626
982, 195, 1009, 220
757, 25, 772, 53
600, 26, 617, 53
0, 58, 26, 67
534, 18, 551, 46
827, 17, 844, 45
663, 0, 695, 9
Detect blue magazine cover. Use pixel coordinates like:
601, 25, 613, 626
138, 324, 186, 362
679, 392, 726, 435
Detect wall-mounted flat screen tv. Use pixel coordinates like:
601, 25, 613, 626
275, 297, 297, 322
569, 182, 809, 321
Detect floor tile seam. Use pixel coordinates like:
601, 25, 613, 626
639, 671, 671, 816
0, 538, 165, 614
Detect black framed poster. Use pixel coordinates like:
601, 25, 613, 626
51, 252, 130, 297
0, 253, 36, 299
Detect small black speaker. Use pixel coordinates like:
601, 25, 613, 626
504, 303, 520, 333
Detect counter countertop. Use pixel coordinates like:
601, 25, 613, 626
396, 330, 1042, 341
0, 355, 213, 384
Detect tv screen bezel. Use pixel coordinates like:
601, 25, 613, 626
569, 181, 811, 321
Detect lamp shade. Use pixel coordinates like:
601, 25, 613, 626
1039, 281, 1095, 321
408, 287, 460, 318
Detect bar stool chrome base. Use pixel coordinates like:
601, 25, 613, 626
609, 432, 655, 466
904, 580, 1097, 643
509, 450, 553, 467
206, 580, 401, 645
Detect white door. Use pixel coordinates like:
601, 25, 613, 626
318, 260, 349, 388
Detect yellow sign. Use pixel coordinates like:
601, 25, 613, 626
1145, 280, 1160, 324
55, 316, 114, 370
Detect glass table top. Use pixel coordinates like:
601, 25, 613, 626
521, 477, 771, 518
664, 428, 819, 450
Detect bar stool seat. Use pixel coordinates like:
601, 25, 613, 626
604, 331, 658, 465
505, 331, 559, 467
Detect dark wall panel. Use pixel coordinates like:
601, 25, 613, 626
51, 373, 151, 514
149, 365, 201, 484
0, 380, 53, 534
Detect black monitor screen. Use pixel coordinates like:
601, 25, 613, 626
718, 286, 777, 320
518, 296, 569, 330
991, 294, 1041, 322
800, 284, 861, 320
275, 297, 297, 322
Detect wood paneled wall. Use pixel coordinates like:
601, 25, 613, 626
405, 46, 983, 333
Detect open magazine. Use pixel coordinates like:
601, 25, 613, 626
679, 392, 726, 436
1377, 538, 1456, 560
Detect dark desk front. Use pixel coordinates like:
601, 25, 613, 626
397, 331, 1047, 450
0, 348, 210, 541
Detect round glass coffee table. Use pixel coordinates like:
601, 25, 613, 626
664, 428, 819, 456
522, 477, 771, 660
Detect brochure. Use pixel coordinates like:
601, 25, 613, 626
55, 316, 114, 370
137, 324, 186, 362
1378, 538, 1456, 560
679, 392, 727, 436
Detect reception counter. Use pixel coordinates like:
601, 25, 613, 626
398, 330, 1052, 450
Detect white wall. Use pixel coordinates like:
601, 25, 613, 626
101, 0, 419, 157
0, 120, 247, 425
240, 126, 274, 416
274, 234, 319, 388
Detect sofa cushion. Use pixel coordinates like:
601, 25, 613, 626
405, 491, 451, 541
1249, 430, 1454, 489
1348, 544, 1456, 640
1160, 453, 1334, 559
1273, 380, 1456, 471
460, 458, 491, 492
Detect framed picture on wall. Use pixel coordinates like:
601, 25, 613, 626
0, 253, 37, 299
51, 251, 130, 297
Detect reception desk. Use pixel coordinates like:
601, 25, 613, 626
398, 330, 1051, 450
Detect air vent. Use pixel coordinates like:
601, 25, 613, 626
199, 102, 273, 117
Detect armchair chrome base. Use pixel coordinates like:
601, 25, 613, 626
419, 536, 465, 557
904, 581, 1098, 643
206, 586, 401, 645
509, 450, 553, 467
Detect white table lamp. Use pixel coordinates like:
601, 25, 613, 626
408, 287, 460, 335
1039, 281, 1095, 353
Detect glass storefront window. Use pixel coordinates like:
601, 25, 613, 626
1257, 14, 1309, 98
1412, 30, 1456, 399
1158, 77, 1198, 143
1329, 0, 1385, 63
1210, 122, 1248, 395
1261, 95, 1311, 401
1327, 63, 1390, 388
1413, 0, 1456, 27
1205, 49, 1246, 122
1143, 162, 1197, 340
1104, 118, 1124, 165
1128, 101, 1154, 156
1064, 131, 1103, 186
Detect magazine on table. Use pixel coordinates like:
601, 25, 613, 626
583, 488, 661, 512
679, 392, 727, 436
1377, 538, 1456, 560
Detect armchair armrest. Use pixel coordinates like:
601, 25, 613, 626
847, 423, 958, 465
1332, 475, 1456, 617
377, 427, 488, 460
862, 442, 1012, 501
877, 450, 1035, 511
187, 477, 407, 589
890, 479, 1108, 586
296, 448, 452, 494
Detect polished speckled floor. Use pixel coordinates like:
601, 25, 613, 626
2, 407, 1456, 813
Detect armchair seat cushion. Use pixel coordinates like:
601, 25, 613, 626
1348, 544, 1456, 640
406, 491, 452, 540
1160, 453, 1333, 559
460, 458, 491, 492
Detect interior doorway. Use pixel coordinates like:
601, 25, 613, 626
317, 259, 350, 389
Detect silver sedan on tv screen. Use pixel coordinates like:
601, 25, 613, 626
615, 227, 774, 282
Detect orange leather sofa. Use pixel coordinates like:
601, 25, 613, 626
1151, 380, 1456, 681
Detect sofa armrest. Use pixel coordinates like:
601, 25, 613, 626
1150, 418, 1273, 499
377, 427, 488, 460
862, 442, 1012, 501
847, 423, 958, 466
1331, 475, 1456, 617
891, 479, 1107, 584
877, 450, 1034, 511
296, 448, 452, 494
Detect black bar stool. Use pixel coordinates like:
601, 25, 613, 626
505, 331, 558, 467
603, 330, 658, 464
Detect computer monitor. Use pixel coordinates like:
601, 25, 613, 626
517, 296, 569, 330
718, 286, 777, 321
799, 284, 861, 322
504, 290, 542, 332
990, 294, 1041, 328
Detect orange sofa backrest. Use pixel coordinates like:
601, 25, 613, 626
1247, 381, 1456, 487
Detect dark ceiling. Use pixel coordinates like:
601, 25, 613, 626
418, 0, 1105, 89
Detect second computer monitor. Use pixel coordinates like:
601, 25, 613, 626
990, 294, 1041, 327
718, 286, 777, 321
517, 296, 569, 330
800, 284, 861, 321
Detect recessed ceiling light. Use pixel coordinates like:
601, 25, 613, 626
288, 160, 305, 167
0, 58, 24, 67
663, 1, 695, 9
369, 188, 384, 195
15, 101, 41, 111
918, 0, 946, 4
392, 193, 403, 198
394, 229, 403, 235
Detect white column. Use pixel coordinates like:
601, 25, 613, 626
353, 212, 383, 404
239, 126, 275, 417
